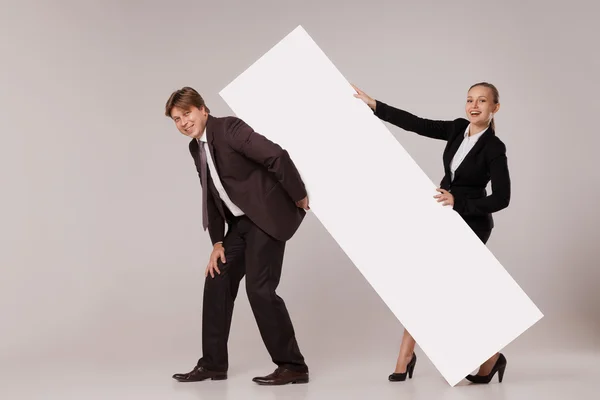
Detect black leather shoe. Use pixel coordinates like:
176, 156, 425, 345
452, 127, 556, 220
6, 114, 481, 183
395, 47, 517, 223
389, 353, 417, 382
252, 367, 309, 385
172, 366, 227, 382
466, 353, 507, 384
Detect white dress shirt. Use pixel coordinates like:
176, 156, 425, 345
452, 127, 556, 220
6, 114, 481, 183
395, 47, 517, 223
197, 129, 245, 217
449, 125, 488, 181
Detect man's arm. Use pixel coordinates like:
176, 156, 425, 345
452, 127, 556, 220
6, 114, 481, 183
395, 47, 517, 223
205, 182, 225, 244
223, 117, 307, 202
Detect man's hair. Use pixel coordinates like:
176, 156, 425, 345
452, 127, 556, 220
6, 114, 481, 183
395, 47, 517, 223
165, 86, 210, 117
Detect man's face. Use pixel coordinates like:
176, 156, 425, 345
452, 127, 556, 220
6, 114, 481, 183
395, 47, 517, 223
170, 105, 208, 139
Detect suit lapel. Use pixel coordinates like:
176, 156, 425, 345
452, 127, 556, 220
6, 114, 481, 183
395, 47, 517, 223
192, 117, 226, 220
204, 116, 227, 219
447, 133, 464, 162
453, 126, 494, 180
444, 129, 465, 177
205, 115, 221, 176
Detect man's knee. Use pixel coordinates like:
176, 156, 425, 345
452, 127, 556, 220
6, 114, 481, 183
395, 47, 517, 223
204, 265, 228, 289
245, 280, 273, 305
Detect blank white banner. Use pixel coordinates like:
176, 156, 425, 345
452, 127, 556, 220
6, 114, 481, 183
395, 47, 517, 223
219, 25, 543, 386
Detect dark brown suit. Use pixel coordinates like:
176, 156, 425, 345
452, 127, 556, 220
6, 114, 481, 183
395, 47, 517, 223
189, 114, 308, 373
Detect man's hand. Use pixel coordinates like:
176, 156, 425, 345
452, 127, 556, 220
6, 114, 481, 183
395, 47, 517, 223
434, 188, 454, 206
206, 242, 226, 278
296, 196, 310, 210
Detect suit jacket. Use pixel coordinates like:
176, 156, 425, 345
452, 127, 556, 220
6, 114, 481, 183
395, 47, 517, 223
374, 100, 511, 231
189, 115, 307, 244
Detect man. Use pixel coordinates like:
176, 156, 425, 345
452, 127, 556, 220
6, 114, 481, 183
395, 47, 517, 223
165, 87, 310, 385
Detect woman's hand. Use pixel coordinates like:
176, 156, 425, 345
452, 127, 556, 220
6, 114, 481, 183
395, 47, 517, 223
351, 84, 377, 110
434, 188, 454, 206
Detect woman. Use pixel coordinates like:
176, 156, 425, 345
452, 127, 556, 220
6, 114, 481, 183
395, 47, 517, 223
353, 82, 511, 384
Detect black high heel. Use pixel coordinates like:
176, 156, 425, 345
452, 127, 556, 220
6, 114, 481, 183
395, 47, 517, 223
388, 353, 417, 382
466, 353, 507, 384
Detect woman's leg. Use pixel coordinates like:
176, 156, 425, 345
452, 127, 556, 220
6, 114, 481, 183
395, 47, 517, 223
394, 329, 416, 373
471, 228, 502, 376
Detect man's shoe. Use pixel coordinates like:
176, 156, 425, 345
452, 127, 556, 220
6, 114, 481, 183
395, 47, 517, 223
172, 366, 227, 382
252, 367, 309, 385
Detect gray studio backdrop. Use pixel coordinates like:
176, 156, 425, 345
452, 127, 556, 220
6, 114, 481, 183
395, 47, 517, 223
2, 0, 599, 371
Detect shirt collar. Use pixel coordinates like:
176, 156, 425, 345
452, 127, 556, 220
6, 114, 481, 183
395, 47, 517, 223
197, 127, 208, 143
464, 124, 489, 140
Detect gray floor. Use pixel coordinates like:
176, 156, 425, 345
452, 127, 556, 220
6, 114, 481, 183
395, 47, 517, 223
2, 351, 600, 399
2, 314, 599, 399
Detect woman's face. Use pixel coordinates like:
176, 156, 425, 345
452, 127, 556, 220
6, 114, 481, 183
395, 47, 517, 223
465, 86, 499, 126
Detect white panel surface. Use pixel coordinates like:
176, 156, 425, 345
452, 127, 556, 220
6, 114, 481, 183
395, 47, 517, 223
219, 25, 543, 386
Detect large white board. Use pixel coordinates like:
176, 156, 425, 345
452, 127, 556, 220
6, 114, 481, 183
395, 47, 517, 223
219, 25, 543, 386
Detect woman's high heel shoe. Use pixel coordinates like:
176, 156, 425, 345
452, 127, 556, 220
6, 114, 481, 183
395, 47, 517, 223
465, 353, 507, 384
388, 353, 417, 382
